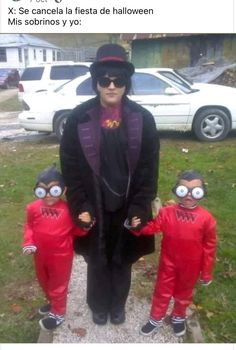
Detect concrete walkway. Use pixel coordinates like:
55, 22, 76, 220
38, 255, 204, 344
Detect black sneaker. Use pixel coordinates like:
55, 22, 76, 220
171, 316, 186, 337
38, 303, 51, 315
140, 319, 163, 336
92, 312, 108, 325
39, 313, 65, 331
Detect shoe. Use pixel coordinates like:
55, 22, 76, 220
140, 319, 163, 336
110, 310, 125, 325
39, 312, 65, 331
38, 303, 51, 315
92, 312, 108, 325
171, 316, 186, 337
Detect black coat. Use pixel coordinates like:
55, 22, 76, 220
60, 96, 160, 264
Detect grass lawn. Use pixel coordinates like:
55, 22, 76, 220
0, 92, 22, 112
0, 131, 235, 342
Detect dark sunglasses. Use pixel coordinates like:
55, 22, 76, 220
34, 185, 63, 199
97, 76, 126, 88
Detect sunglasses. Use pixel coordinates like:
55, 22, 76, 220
97, 76, 126, 88
173, 185, 205, 200
34, 185, 63, 199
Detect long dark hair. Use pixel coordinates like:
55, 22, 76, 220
91, 62, 132, 95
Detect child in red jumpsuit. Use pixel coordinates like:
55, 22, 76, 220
129, 170, 217, 337
22, 164, 93, 331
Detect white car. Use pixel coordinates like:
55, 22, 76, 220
19, 68, 236, 141
18, 61, 91, 101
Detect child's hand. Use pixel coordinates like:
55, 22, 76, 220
164, 199, 176, 207
78, 211, 95, 230
131, 216, 141, 228
78, 211, 91, 223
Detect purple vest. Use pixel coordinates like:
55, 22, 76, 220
77, 105, 143, 176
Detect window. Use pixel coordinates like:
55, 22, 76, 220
24, 49, 29, 66
33, 49, 36, 60
76, 77, 94, 95
131, 73, 170, 95
50, 66, 73, 80
72, 65, 90, 78
20, 67, 44, 81
18, 48, 22, 63
159, 71, 193, 93
50, 65, 90, 80
0, 48, 7, 62
52, 50, 56, 61
163, 69, 193, 85
43, 49, 47, 62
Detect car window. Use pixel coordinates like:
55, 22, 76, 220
174, 69, 193, 84
21, 67, 44, 81
50, 66, 74, 80
159, 71, 190, 87
158, 70, 193, 93
0, 69, 8, 77
76, 77, 94, 95
9, 70, 17, 77
72, 65, 90, 78
50, 65, 90, 80
131, 73, 170, 95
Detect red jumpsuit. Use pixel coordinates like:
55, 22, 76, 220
134, 204, 217, 320
23, 199, 87, 316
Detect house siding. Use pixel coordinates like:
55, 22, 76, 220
26, 47, 56, 65
0, 48, 19, 68
131, 34, 236, 68
0, 34, 61, 70
0, 46, 60, 69
131, 37, 190, 68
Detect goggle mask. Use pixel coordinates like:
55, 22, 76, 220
97, 76, 126, 88
172, 185, 205, 200
34, 185, 64, 199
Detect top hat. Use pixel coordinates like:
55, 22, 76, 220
90, 44, 135, 77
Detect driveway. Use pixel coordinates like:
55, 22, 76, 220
0, 88, 53, 141
0, 111, 54, 141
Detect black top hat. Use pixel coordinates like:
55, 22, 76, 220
90, 44, 135, 76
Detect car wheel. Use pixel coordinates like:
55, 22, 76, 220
193, 108, 231, 141
54, 112, 70, 141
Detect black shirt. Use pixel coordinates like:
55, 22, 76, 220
100, 121, 129, 212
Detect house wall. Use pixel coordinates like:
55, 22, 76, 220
0, 48, 20, 68
223, 35, 236, 62
131, 34, 236, 68
131, 37, 190, 68
0, 46, 60, 70
25, 47, 58, 65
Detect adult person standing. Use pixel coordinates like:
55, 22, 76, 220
60, 44, 160, 326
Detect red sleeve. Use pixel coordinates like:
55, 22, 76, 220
200, 215, 217, 281
131, 209, 164, 236
72, 225, 89, 237
22, 205, 35, 248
